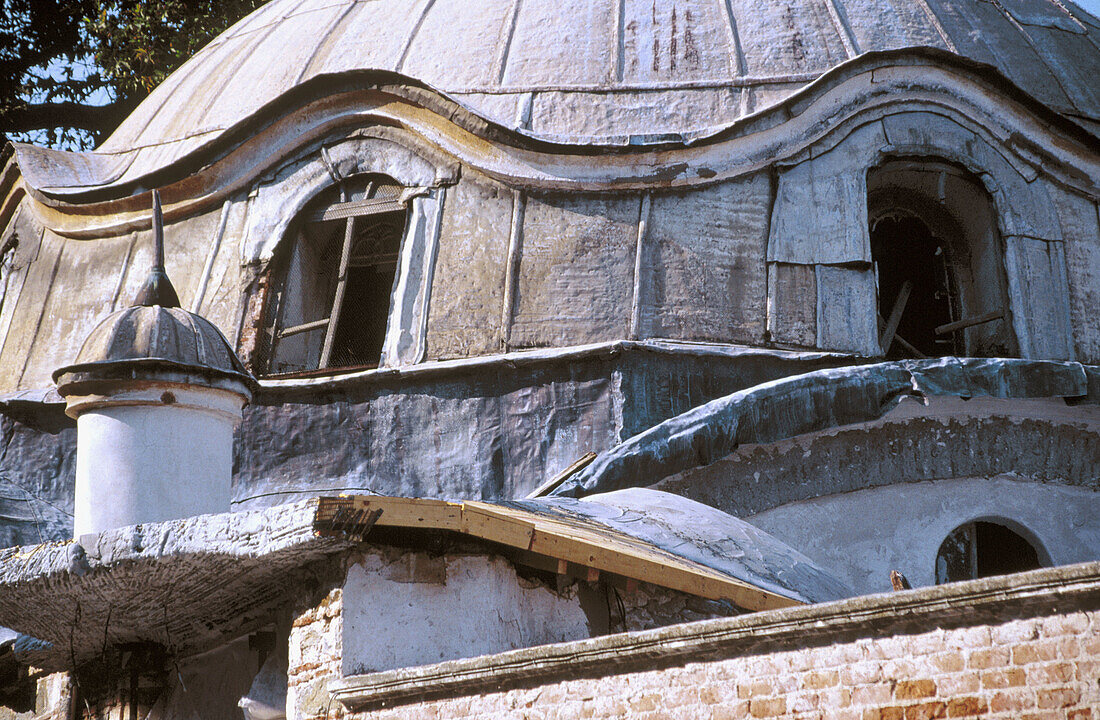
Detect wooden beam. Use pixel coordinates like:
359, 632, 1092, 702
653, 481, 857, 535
313, 495, 804, 612
526, 452, 598, 498
878, 280, 913, 352
935, 309, 1004, 336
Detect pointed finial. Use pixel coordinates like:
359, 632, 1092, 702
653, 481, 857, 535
134, 190, 181, 308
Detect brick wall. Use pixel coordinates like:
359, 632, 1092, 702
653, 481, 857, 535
288, 587, 342, 720
299, 563, 1100, 720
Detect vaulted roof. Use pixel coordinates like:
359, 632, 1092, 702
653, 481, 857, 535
102, 0, 1100, 153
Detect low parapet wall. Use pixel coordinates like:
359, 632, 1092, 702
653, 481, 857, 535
321, 561, 1100, 719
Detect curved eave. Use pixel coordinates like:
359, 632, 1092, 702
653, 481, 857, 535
8, 48, 1100, 240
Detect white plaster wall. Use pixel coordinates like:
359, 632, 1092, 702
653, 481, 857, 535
746, 476, 1100, 597
73, 391, 241, 537
341, 551, 590, 675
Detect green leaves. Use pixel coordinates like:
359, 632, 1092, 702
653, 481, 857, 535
1, 0, 269, 149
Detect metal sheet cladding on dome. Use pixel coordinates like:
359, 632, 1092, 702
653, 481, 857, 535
514, 488, 855, 605
18, 0, 1100, 193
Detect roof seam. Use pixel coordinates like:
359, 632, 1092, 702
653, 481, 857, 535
825, 0, 860, 58
494, 0, 524, 86
396, 0, 437, 74
719, 0, 747, 76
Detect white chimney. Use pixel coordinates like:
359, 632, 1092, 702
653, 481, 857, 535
53, 191, 254, 537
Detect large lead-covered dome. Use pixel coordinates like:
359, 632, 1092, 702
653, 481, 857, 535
103, 0, 1100, 156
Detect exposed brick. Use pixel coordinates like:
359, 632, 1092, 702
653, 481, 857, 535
1028, 661, 1075, 685
748, 697, 786, 717
980, 667, 1026, 689
988, 690, 1036, 713
862, 708, 905, 720
1040, 613, 1090, 637
904, 702, 947, 720
895, 679, 937, 700
852, 684, 895, 706
1036, 687, 1081, 709
934, 672, 980, 696
738, 680, 774, 699
803, 670, 840, 689
945, 696, 987, 717
967, 648, 1010, 670
1067, 710, 1095, 720
929, 653, 964, 673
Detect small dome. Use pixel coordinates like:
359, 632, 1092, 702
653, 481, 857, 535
53, 305, 254, 391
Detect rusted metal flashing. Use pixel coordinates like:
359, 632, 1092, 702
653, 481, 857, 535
328, 559, 1100, 711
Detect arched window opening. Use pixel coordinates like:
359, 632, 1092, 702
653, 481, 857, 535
935, 520, 1043, 584
868, 160, 1017, 359
871, 214, 957, 358
262, 174, 407, 376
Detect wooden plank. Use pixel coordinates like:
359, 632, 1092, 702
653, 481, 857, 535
525, 452, 598, 498
934, 309, 1004, 336
878, 280, 913, 352
318, 495, 803, 612
466, 502, 800, 611
460, 503, 535, 549
313, 496, 461, 533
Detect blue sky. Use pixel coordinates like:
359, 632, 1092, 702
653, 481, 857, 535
1076, 0, 1100, 18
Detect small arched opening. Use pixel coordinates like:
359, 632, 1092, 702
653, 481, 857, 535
261, 173, 408, 375
868, 159, 1017, 359
935, 519, 1047, 584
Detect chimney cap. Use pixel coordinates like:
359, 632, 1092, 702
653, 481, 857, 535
53, 305, 255, 395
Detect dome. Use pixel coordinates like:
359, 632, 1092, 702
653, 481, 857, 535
100, 0, 1100, 154
52, 305, 254, 390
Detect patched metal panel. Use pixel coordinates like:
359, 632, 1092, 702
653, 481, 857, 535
767, 262, 817, 347
815, 264, 878, 356
510, 194, 637, 348
1004, 236, 1076, 361
200, 4, 351, 140
923, 0, 1076, 114
0, 232, 64, 391
729, 0, 848, 76
401, 0, 515, 88
0, 210, 42, 378
501, 0, 617, 87
643, 176, 768, 343
841, 0, 950, 53
0, 415, 74, 547
619, 0, 736, 84
41, 0, 1100, 188
306, 0, 432, 80
769, 165, 872, 266
1016, 23, 1100, 120
528, 88, 743, 143
1051, 189, 1100, 364
425, 179, 513, 359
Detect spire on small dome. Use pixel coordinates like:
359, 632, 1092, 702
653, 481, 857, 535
134, 190, 181, 308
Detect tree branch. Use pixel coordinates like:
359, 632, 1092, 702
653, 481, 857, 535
1, 101, 133, 138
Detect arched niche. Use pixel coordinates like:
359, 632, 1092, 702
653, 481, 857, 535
935, 517, 1050, 584
868, 159, 1018, 358
766, 110, 1076, 360
241, 131, 456, 369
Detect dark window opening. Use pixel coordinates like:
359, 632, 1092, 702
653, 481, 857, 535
868, 160, 1016, 359
871, 215, 957, 358
262, 175, 407, 376
935, 521, 1043, 584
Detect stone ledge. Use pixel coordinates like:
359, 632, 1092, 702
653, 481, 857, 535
329, 560, 1100, 711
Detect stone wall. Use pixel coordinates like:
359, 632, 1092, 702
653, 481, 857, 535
319, 562, 1100, 720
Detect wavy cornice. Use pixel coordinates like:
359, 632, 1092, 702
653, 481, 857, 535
7, 49, 1100, 240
